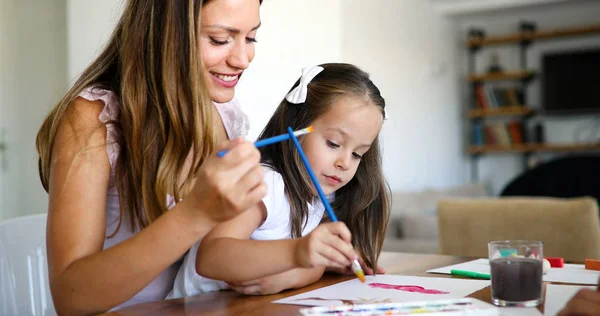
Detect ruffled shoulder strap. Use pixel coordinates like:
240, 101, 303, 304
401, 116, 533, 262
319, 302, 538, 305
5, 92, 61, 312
79, 85, 121, 186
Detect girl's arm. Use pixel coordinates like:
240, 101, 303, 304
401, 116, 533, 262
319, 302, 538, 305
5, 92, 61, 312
196, 205, 358, 283
195, 203, 300, 282
47, 98, 265, 316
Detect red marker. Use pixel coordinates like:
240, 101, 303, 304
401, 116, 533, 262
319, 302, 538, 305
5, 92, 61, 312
545, 257, 564, 268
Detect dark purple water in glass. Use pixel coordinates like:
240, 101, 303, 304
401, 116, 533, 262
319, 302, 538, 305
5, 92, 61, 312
490, 257, 542, 302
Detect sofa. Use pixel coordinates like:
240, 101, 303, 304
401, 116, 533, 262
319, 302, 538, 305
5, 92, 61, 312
383, 183, 489, 254
437, 196, 600, 261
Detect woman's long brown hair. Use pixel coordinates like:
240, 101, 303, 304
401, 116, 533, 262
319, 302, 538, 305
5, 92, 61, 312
36, 0, 220, 232
258, 63, 391, 271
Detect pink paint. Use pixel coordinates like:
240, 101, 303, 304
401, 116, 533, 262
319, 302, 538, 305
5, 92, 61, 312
368, 283, 449, 294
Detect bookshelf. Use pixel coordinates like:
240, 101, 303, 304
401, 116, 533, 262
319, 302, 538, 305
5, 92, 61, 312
468, 144, 600, 155
468, 106, 534, 119
465, 22, 600, 180
467, 70, 535, 82
466, 24, 600, 47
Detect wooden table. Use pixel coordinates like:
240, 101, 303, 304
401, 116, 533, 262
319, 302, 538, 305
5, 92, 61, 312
105, 252, 551, 315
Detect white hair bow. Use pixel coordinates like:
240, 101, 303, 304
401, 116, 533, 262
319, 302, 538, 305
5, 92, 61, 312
285, 66, 324, 104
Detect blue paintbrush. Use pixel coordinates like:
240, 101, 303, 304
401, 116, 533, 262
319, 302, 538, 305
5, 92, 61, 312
217, 126, 313, 157
286, 127, 366, 283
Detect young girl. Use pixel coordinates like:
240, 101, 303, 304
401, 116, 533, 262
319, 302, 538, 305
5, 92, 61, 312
35, 0, 265, 314
170, 63, 390, 297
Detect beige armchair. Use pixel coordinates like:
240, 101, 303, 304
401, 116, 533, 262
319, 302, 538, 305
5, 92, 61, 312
437, 197, 600, 262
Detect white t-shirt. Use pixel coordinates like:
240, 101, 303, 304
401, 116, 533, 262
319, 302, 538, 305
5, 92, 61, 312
167, 167, 325, 298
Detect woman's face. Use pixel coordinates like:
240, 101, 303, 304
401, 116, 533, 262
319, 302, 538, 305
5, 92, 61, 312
201, 0, 261, 103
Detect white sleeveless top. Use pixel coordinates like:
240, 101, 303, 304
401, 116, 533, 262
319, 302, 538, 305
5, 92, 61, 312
79, 85, 249, 310
168, 167, 326, 298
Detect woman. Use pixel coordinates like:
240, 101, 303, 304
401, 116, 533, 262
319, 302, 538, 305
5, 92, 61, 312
35, 0, 264, 314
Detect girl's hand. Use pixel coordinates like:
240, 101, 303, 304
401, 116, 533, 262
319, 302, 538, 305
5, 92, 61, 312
183, 138, 267, 225
326, 256, 386, 275
294, 222, 358, 269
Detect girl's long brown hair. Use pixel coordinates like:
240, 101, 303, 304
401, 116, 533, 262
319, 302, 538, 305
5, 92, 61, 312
36, 0, 221, 232
258, 63, 391, 271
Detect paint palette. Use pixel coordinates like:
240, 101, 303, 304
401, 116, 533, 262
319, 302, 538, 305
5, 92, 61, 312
299, 298, 498, 316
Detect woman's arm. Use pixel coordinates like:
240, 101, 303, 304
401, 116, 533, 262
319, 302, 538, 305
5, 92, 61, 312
47, 98, 265, 315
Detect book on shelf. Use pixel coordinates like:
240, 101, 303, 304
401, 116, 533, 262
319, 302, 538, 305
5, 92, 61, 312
507, 121, 524, 144
473, 85, 524, 109
471, 122, 484, 145
471, 121, 525, 146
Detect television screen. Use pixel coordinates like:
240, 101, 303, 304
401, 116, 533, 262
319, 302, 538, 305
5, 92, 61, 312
542, 48, 600, 114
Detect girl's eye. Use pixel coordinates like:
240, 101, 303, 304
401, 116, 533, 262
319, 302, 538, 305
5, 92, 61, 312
209, 36, 229, 45
326, 140, 339, 148
352, 152, 363, 159
246, 37, 258, 44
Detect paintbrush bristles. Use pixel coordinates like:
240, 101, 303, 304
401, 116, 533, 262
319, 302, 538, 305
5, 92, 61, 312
217, 126, 314, 157
352, 259, 366, 283
295, 125, 313, 136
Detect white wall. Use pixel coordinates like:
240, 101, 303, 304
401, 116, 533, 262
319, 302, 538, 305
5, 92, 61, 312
0, 0, 18, 220
431, 0, 592, 16
64, 0, 344, 140
67, 0, 123, 82
0, 0, 67, 220
10, 1, 596, 216
236, 0, 344, 139
456, 1, 600, 194
63, 0, 468, 194
244, 0, 471, 192
341, 0, 470, 191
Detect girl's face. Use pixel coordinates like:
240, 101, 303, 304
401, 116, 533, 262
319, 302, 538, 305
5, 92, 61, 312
200, 0, 261, 103
301, 96, 383, 196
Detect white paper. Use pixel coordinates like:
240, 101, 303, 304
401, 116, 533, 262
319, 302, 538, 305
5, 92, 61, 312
273, 275, 489, 307
427, 259, 490, 275
427, 259, 600, 285
544, 264, 600, 285
498, 307, 543, 316
544, 284, 595, 316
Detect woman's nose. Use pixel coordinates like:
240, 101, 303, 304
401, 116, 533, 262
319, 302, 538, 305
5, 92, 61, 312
227, 41, 250, 70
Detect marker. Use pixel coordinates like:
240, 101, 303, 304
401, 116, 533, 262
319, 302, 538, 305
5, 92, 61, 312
450, 269, 490, 280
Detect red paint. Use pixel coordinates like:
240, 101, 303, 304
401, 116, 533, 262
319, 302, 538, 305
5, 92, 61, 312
368, 283, 449, 294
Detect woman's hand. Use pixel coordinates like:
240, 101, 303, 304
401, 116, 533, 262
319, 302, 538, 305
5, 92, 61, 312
182, 138, 267, 225
226, 267, 324, 295
227, 273, 292, 296
326, 256, 386, 275
558, 277, 600, 316
294, 222, 358, 270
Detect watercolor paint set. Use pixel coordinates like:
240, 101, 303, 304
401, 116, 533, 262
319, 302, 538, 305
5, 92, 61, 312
298, 298, 498, 316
